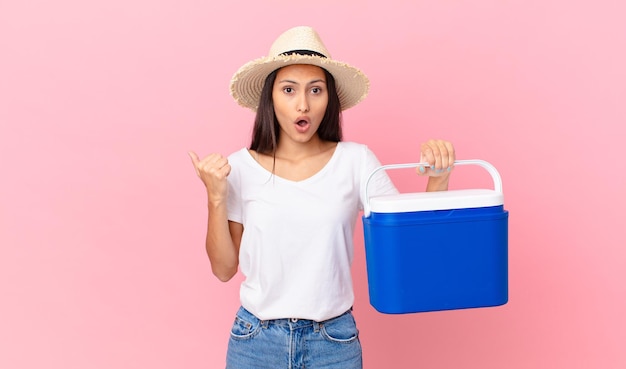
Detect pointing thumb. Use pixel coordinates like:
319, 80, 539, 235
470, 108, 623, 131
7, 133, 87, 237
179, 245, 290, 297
188, 151, 200, 176
188, 151, 199, 163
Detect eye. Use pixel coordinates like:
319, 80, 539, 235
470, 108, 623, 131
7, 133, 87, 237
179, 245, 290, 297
311, 87, 322, 94
283, 87, 294, 94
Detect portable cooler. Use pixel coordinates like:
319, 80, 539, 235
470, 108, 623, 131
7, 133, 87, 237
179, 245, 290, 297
362, 160, 509, 314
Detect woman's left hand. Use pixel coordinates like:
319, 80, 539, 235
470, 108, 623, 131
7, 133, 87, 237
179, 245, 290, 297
417, 139, 456, 177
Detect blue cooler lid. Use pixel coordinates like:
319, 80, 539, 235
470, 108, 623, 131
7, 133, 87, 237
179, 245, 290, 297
369, 189, 503, 213
364, 160, 504, 216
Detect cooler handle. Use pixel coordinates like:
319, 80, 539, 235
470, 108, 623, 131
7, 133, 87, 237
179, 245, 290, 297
364, 159, 503, 217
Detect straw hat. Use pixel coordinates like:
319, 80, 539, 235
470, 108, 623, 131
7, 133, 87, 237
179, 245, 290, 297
229, 26, 370, 111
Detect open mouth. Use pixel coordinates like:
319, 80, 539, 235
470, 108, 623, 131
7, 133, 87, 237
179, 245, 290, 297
293, 117, 311, 132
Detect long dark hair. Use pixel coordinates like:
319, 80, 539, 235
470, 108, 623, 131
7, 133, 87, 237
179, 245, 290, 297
249, 67, 342, 154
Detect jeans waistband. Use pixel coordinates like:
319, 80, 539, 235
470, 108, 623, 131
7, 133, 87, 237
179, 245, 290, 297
237, 306, 353, 330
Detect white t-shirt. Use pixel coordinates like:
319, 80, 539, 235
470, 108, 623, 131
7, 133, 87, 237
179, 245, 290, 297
227, 141, 398, 321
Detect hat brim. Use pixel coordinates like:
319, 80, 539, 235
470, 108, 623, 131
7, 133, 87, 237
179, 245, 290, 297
230, 54, 369, 112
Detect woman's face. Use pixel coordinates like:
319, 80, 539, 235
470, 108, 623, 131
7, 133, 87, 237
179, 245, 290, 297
272, 64, 329, 146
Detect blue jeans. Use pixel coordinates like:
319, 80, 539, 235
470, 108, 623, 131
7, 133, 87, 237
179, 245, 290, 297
226, 306, 363, 369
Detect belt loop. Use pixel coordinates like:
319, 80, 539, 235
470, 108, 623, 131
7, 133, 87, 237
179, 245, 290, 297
261, 320, 269, 329
313, 321, 321, 333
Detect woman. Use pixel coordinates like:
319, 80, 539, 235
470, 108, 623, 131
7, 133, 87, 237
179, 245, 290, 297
189, 26, 455, 369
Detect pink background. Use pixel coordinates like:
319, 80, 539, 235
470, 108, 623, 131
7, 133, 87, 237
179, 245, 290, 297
1, 0, 625, 368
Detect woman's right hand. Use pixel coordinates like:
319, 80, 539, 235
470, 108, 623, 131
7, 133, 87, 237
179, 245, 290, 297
188, 151, 231, 204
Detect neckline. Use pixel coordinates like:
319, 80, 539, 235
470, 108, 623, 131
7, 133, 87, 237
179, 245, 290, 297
244, 142, 343, 184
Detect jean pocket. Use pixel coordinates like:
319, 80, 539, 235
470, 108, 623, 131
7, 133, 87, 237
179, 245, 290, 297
230, 313, 261, 340
320, 312, 359, 344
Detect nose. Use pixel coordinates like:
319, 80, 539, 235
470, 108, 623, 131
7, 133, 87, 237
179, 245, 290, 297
297, 93, 310, 113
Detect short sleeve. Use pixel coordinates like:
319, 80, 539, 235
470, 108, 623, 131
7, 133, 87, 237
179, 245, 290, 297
226, 153, 243, 224
359, 146, 398, 211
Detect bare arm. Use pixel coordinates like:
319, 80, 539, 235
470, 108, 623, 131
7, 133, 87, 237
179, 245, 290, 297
205, 201, 242, 282
190, 151, 242, 282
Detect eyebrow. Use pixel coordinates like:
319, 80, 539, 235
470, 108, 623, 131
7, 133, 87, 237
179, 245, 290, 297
277, 78, 326, 85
